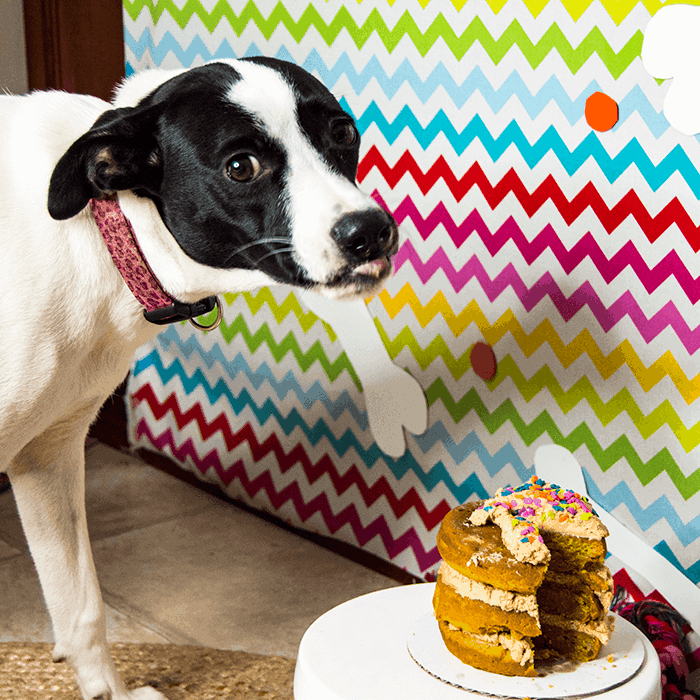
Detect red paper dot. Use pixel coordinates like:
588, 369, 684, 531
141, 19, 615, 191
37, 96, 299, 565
585, 92, 619, 132
470, 342, 496, 381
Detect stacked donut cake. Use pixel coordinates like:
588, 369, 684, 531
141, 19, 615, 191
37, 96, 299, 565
432, 476, 615, 676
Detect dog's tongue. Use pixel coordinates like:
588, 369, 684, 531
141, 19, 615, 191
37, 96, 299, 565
351, 257, 389, 277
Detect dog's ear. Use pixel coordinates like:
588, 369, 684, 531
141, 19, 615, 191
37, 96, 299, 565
48, 106, 162, 220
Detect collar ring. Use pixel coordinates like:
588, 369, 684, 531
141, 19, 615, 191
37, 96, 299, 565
189, 295, 223, 331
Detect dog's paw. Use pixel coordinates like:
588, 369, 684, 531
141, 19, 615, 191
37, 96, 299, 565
363, 364, 427, 458
90, 685, 168, 700
124, 687, 169, 700
642, 4, 700, 135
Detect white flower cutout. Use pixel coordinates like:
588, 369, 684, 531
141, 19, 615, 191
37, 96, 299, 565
300, 290, 427, 458
643, 4, 700, 136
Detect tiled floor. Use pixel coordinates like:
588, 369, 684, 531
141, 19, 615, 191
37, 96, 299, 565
0, 442, 397, 658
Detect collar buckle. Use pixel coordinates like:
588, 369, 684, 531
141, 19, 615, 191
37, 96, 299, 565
143, 295, 222, 330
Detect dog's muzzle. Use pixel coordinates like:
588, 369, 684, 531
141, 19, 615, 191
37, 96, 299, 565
330, 209, 399, 289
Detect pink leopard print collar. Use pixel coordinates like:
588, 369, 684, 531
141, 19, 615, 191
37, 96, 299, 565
89, 197, 220, 327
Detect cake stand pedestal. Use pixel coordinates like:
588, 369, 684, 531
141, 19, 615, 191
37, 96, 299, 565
294, 583, 661, 700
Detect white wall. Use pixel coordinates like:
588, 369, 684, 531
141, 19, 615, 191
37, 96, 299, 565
0, 0, 28, 94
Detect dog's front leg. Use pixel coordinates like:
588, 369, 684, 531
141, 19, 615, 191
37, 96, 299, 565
8, 421, 167, 700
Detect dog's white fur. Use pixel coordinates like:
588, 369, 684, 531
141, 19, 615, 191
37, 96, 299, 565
0, 89, 174, 700
0, 61, 389, 700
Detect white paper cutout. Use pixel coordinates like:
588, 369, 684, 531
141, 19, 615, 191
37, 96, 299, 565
299, 290, 428, 458
535, 444, 700, 633
642, 4, 700, 135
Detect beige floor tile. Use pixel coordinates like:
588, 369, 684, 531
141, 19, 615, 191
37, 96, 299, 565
0, 554, 53, 643
0, 538, 19, 561
103, 605, 173, 645
81, 443, 220, 542
0, 443, 398, 658
92, 503, 397, 657
0, 443, 219, 553
0, 550, 176, 645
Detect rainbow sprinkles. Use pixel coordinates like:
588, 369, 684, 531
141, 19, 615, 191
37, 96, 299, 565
469, 476, 609, 565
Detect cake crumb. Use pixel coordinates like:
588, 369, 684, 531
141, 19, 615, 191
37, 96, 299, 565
607, 654, 614, 663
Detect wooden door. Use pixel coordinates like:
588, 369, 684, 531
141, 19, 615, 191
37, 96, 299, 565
23, 0, 125, 101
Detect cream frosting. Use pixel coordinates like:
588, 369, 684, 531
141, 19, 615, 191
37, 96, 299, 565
469, 475, 609, 564
540, 613, 615, 645
447, 624, 535, 666
439, 561, 540, 620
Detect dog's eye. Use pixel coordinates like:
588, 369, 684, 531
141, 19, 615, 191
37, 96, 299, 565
225, 154, 263, 182
330, 120, 358, 147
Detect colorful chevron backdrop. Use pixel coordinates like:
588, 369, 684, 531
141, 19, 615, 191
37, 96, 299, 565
123, 0, 700, 591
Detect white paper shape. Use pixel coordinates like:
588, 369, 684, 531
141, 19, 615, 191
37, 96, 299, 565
299, 290, 428, 457
408, 611, 646, 698
642, 4, 700, 135
535, 444, 700, 633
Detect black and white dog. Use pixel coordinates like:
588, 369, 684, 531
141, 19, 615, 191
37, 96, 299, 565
1, 57, 397, 699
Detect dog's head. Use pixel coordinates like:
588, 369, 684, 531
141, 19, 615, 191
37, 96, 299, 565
48, 58, 398, 299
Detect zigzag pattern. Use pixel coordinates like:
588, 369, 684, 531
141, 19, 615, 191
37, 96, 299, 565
307, 54, 661, 121
652, 541, 700, 585
378, 284, 700, 402
388, 200, 700, 309
216, 287, 700, 405
132, 384, 453, 530
583, 471, 700, 548
431, 365, 700, 451
394, 240, 700, 354
153, 341, 370, 429
134, 343, 700, 503
123, 0, 700, 585
220, 288, 333, 335
193, 309, 362, 390
198, 288, 700, 417
349, 106, 700, 195
131, 372, 496, 503
124, 1, 644, 71
364, 154, 700, 251
126, 38, 676, 144
124, 37, 668, 131
125, 0, 663, 28
129, 371, 700, 581
425, 382, 700, 499
151, 317, 700, 452
126, 26, 644, 78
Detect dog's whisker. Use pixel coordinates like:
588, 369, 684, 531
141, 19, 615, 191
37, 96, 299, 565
254, 247, 296, 265
219, 237, 292, 268
229, 237, 292, 256
207, 239, 295, 290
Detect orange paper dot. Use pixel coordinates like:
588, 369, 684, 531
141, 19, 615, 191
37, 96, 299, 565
585, 92, 619, 132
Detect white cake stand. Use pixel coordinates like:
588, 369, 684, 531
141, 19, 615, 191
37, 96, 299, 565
294, 583, 661, 700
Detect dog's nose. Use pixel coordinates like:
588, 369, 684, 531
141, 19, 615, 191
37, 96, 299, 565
331, 210, 398, 264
